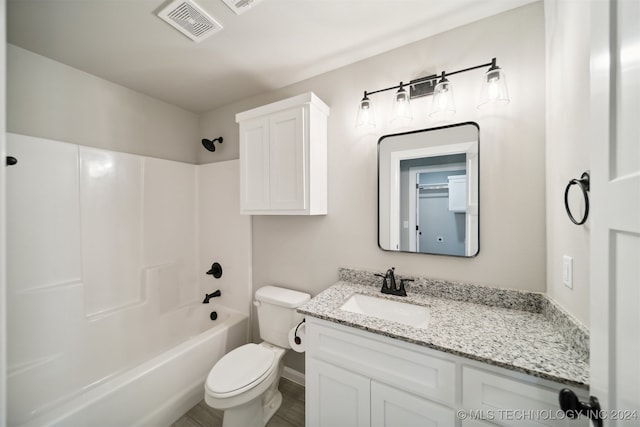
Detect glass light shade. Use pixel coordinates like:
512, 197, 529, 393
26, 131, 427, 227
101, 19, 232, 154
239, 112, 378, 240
356, 95, 376, 127
429, 79, 456, 120
478, 67, 510, 109
391, 85, 413, 122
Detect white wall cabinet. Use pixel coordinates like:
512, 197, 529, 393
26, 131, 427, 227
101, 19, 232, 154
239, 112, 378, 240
306, 317, 588, 427
448, 174, 467, 213
236, 92, 329, 215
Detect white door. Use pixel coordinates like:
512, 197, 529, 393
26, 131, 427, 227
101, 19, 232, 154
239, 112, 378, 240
0, 1, 7, 424
588, 0, 640, 426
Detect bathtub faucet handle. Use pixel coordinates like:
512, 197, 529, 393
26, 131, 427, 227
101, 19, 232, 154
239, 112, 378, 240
202, 289, 221, 304
206, 262, 223, 278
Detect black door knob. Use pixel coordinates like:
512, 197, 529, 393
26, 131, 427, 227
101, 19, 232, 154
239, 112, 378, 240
558, 388, 602, 427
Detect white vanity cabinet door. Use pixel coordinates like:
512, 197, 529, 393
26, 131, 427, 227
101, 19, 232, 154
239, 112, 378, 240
371, 381, 456, 427
237, 92, 329, 215
307, 358, 371, 427
462, 366, 588, 427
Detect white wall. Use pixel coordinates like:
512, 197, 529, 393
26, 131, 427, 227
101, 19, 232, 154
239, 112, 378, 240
200, 3, 546, 291
199, 2, 546, 372
7, 45, 200, 164
544, 0, 590, 325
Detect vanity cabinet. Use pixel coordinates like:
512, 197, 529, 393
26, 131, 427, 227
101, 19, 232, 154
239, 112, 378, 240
306, 357, 454, 427
306, 317, 456, 427
236, 92, 329, 215
306, 317, 588, 427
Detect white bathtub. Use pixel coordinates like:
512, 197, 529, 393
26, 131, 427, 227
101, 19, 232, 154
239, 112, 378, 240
17, 306, 248, 427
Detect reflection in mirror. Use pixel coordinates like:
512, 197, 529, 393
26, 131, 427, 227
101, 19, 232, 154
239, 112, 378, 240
378, 122, 479, 257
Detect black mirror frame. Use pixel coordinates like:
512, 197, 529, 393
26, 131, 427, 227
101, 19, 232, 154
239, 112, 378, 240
377, 121, 480, 258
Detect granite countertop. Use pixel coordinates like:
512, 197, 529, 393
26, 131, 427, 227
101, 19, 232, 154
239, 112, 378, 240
298, 268, 589, 389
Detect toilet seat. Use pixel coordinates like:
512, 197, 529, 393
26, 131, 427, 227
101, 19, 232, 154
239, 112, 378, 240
206, 343, 276, 398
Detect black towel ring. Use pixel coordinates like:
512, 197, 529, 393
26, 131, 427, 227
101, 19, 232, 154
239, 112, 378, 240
564, 171, 590, 225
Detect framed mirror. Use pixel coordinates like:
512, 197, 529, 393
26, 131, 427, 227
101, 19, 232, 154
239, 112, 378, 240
378, 122, 479, 257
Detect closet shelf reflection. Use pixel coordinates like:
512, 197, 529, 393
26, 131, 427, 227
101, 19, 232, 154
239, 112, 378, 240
418, 182, 449, 191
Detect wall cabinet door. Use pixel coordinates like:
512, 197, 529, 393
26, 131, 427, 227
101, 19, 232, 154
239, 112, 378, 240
239, 117, 269, 211
268, 107, 305, 211
371, 381, 456, 427
307, 358, 370, 427
448, 175, 467, 213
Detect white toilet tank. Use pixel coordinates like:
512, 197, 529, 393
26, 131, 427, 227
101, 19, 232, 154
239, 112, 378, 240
254, 286, 310, 348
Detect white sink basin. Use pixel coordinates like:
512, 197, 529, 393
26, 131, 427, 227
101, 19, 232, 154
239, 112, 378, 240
339, 294, 430, 329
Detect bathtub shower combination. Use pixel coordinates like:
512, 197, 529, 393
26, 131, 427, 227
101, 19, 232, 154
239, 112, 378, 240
6, 134, 251, 427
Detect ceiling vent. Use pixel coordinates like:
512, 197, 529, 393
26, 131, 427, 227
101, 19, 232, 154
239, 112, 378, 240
157, 0, 223, 42
221, 0, 263, 15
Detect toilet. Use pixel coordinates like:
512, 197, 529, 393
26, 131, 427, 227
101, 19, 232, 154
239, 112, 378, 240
204, 285, 310, 427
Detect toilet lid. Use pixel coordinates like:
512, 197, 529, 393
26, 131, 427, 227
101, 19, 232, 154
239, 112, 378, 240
206, 343, 276, 396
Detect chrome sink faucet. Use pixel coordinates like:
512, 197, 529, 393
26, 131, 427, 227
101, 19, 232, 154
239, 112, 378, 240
375, 267, 413, 297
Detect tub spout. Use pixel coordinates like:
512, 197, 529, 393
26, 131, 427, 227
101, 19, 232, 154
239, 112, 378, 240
203, 290, 221, 303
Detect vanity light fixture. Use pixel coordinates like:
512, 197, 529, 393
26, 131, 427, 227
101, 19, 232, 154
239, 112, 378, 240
391, 82, 413, 122
356, 91, 376, 128
477, 58, 510, 109
356, 57, 510, 127
429, 72, 456, 120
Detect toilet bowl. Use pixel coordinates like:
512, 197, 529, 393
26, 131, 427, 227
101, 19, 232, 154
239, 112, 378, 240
204, 286, 310, 427
205, 343, 285, 427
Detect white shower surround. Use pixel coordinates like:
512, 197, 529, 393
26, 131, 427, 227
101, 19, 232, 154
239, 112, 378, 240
6, 134, 252, 426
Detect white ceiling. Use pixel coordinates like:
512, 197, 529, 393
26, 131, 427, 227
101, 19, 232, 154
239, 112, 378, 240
7, 0, 536, 113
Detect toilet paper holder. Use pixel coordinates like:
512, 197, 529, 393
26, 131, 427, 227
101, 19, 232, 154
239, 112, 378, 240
293, 319, 305, 345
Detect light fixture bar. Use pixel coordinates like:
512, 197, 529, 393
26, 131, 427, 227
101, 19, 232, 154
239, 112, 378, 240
440, 60, 494, 79
363, 59, 495, 100
356, 57, 508, 128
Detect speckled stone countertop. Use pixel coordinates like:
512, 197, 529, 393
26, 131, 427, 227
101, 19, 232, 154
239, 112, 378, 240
298, 268, 589, 389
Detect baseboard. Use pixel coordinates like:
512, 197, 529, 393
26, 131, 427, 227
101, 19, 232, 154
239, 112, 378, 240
282, 366, 305, 386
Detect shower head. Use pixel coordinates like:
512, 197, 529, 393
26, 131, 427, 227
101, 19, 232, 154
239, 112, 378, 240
202, 137, 223, 152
